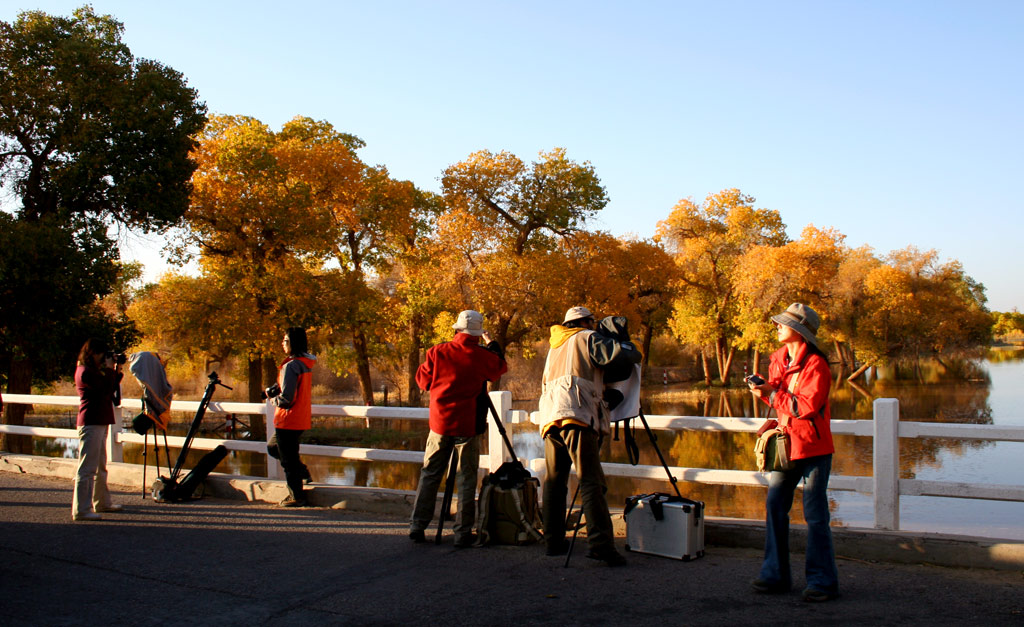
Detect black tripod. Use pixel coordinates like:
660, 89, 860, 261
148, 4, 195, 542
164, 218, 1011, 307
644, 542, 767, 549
435, 393, 526, 544
564, 404, 681, 566
152, 372, 232, 501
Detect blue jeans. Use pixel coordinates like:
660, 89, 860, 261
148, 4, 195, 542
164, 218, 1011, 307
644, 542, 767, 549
759, 454, 839, 593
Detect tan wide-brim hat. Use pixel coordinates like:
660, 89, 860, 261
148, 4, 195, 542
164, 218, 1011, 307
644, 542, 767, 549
770, 303, 821, 349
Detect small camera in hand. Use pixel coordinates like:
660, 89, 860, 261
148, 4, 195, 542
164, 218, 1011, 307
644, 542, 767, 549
745, 374, 765, 386
261, 383, 281, 400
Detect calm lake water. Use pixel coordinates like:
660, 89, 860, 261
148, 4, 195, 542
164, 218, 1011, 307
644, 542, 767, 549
31, 349, 1024, 540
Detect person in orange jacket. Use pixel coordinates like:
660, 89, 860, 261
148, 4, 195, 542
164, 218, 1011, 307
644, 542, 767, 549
748, 303, 838, 602
268, 327, 316, 507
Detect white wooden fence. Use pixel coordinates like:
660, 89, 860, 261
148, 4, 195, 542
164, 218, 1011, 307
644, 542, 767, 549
3, 393, 1023, 532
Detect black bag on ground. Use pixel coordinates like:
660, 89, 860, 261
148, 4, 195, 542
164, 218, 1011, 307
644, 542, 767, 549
475, 460, 543, 546
152, 445, 228, 502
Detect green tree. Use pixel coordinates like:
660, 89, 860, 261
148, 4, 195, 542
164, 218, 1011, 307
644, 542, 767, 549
0, 6, 206, 450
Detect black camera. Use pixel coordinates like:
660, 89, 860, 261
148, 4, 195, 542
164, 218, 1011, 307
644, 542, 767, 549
261, 383, 281, 400
745, 374, 765, 386
105, 351, 128, 365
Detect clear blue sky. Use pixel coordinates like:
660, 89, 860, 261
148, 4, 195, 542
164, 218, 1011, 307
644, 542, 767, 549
6, 1, 1022, 311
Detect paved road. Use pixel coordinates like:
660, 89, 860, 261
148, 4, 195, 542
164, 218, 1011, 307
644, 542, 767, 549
1, 472, 1022, 626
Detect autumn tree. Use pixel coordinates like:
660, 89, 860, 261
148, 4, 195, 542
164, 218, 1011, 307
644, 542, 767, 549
0, 6, 205, 450
857, 247, 991, 378
733, 225, 846, 375
440, 148, 608, 349
174, 115, 329, 402
288, 119, 438, 405
656, 189, 788, 385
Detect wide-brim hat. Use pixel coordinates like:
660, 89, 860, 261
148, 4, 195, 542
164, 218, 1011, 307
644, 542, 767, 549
563, 306, 594, 324
452, 310, 485, 336
770, 303, 821, 349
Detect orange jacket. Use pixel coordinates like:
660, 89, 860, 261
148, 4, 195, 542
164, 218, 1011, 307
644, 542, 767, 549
757, 343, 834, 460
273, 354, 315, 430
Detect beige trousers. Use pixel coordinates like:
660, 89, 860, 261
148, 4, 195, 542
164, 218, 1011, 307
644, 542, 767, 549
72, 425, 112, 515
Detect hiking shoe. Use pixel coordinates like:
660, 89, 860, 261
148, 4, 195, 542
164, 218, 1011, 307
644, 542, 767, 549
802, 587, 837, 602
546, 540, 569, 556
72, 512, 102, 521
751, 578, 790, 594
96, 504, 123, 513
585, 546, 626, 567
454, 534, 476, 549
409, 529, 426, 543
277, 497, 307, 508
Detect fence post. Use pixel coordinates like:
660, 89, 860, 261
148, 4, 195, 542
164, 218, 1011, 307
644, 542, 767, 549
265, 400, 280, 479
107, 403, 124, 463
487, 390, 512, 472
873, 398, 900, 530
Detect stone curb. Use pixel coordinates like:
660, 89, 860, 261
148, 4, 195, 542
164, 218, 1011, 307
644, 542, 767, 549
4, 453, 1023, 570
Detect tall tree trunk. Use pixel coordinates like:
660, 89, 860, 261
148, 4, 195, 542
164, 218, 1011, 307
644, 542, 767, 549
353, 328, 374, 406
247, 356, 266, 440
700, 351, 712, 386
752, 349, 762, 377
715, 338, 735, 386
247, 357, 263, 403
1, 355, 33, 454
407, 315, 423, 406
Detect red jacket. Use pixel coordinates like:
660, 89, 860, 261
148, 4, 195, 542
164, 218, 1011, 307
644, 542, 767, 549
75, 365, 123, 427
757, 343, 834, 460
273, 354, 315, 430
416, 333, 507, 437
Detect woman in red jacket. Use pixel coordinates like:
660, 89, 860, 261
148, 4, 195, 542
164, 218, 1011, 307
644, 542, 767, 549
72, 338, 124, 521
748, 303, 839, 602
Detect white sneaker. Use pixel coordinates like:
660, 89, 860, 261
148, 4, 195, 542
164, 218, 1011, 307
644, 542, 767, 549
72, 512, 103, 521
96, 504, 123, 513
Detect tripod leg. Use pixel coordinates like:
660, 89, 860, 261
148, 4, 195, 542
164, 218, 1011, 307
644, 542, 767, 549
563, 481, 583, 568
435, 445, 459, 545
142, 430, 148, 499
638, 410, 683, 499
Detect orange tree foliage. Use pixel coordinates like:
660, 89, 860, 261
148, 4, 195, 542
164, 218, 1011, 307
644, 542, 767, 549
440, 148, 609, 349
857, 247, 991, 369
733, 225, 846, 366
160, 115, 334, 400
656, 189, 788, 384
297, 130, 438, 405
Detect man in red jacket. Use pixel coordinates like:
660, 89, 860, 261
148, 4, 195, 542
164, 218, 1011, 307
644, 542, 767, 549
409, 310, 507, 547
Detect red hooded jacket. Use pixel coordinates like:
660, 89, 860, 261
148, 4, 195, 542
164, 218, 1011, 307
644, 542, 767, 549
757, 343, 834, 460
416, 333, 507, 437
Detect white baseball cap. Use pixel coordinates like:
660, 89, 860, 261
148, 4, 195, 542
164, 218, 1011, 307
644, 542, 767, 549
452, 310, 485, 336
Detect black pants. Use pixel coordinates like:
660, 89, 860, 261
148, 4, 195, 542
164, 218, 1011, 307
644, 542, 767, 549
270, 428, 307, 500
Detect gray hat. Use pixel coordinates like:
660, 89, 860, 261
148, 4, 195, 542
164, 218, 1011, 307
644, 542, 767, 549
563, 306, 594, 324
452, 310, 485, 336
771, 303, 821, 349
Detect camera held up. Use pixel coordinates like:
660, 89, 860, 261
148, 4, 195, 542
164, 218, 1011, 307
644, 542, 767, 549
261, 382, 281, 400
105, 351, 128, 366
745, 374, 765, 386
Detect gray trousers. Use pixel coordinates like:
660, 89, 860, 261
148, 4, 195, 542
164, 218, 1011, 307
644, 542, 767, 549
410, 431, 480, 540
542, 425, 615, 550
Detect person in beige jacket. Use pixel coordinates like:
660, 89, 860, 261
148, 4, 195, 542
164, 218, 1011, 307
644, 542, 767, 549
537, 306, 640, 565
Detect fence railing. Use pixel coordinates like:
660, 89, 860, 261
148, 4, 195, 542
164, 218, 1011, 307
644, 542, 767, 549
2, 393, 1023, 532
